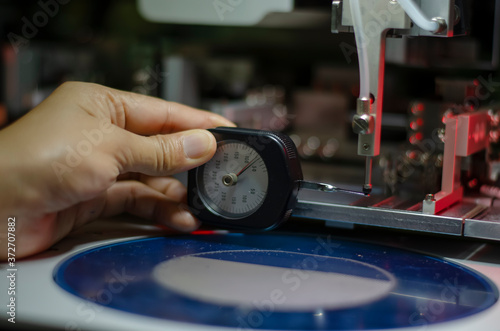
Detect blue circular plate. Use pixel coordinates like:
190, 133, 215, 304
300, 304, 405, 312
54, 233, 498, 330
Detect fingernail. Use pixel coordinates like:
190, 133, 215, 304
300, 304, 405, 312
183, 131, 212, 159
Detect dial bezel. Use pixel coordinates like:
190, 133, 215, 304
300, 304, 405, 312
196, 140, 269, 220
188, 127, 303, 231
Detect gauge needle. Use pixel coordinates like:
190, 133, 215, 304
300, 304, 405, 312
221, 156, 259, 187
236, 156, 259, 177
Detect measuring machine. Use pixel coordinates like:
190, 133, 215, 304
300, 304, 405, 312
188, 127, 364, 230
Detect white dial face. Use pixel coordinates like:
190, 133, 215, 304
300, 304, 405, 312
198, 141, 269, 219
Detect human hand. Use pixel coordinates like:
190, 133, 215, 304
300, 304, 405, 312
0, 82, 235, 260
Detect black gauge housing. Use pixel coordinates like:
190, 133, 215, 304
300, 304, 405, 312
188, 127, 303, 230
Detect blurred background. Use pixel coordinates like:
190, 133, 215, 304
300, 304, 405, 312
1, 0, 499, 197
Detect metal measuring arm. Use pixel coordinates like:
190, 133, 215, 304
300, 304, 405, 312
332, 0, 464, 199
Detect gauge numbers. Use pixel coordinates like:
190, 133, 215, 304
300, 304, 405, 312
198, 141, 269, 219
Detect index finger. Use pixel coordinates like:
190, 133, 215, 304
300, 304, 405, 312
76, 82, 235, 135
125, 92, 236, 135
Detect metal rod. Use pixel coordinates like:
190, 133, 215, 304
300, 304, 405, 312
363, 156, 373, 195
299, 180, 366, 196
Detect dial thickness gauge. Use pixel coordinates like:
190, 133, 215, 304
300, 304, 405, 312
198, 140, 269, 219
188, 127, 364, 230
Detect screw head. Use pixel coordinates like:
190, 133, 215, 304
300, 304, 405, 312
431, 17, 447, 34
363, 143, 370, 151
353, 114, 375, 135
425, 194, 435, 202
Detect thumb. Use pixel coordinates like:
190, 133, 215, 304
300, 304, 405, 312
117, 129, 217, 176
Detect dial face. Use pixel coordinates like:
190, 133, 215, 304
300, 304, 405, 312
197, 140, 269, 219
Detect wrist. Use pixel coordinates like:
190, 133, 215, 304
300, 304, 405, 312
0, 129, 43, 219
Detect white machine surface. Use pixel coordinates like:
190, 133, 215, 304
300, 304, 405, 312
1, 216, 499, 331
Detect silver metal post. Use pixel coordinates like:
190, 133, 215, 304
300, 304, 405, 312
364, 156, 373, 195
